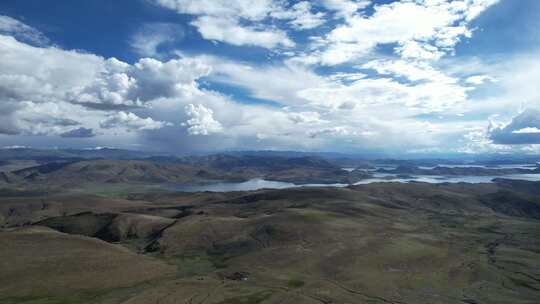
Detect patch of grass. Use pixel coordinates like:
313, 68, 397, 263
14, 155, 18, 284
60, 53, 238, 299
215, 291, 273, 304
295, 209, 338, 222
206, 249, 233, 269
68, 183, 167, 198
0, 188, 47, 198
206, 240, 257, 269
0, 296, 88, 304
118, 237, 152, 252
163, 253, 218, 277
286, 279, 305, 288
0, 276, 180, 304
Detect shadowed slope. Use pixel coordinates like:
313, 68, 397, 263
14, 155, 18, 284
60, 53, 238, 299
0, 226, 175, 298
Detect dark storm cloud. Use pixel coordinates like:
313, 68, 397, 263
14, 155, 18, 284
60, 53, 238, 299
60, 127, 96, 138
0, 102, 22, 135
0, 120, 19, 135
26, 117, 81, 127
77, 102, 143, 111
489, 109, 540, 144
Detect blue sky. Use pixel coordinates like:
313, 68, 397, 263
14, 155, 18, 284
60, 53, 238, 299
0, 0, 539, 155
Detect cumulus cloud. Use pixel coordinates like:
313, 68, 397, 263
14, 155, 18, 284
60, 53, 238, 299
298, 0, 498, 65
0, 35, 103, 104
153, 0, 296, 48
1, 33, 212, 109
182, 104, 223, 135
489, 109, 540, 144
1, 99, 100, 137
1, 4, 533, 155
71, 57, 212, 109
0, 22, 299, 150
153, 0, 329, 48
156, 0, 327, 31
100, 112, 172, 131
129, 57, 211, 101
458, 128, 508, 154
0, 33, 208, 136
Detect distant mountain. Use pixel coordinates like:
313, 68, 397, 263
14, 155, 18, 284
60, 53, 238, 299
184, 154, 337, 170
379, 165, 540, 176
6, 155, 368, 186
0, 148, 160, 161
12, 159, 237, 185
2, 148, 539, 166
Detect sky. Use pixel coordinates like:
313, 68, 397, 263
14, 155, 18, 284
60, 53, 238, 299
0, 0, 539, 156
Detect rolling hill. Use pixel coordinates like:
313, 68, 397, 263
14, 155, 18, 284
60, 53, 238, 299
1, 179, 539, 303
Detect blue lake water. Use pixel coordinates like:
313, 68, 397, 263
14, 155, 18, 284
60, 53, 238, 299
354, 173, 540, 184
165, 178, 350, 192
164, 179, 302, 192
165, 172, 540, 193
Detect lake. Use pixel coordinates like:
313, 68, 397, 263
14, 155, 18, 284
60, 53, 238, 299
165, 171, 540, 192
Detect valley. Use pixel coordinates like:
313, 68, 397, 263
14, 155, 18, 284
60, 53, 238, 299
2, 2, 539, 303
1, 173, 540, 303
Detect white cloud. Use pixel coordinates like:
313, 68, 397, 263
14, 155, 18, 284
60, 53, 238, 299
271, 2, 326, 30
0, 33, 208, 137
200, 55, 326, 106
154, 0, 276, 20
489, 109, 540, 144
298, 75, 469, 112
288, 111, 323, 124
129, 57, 211, 101
328, 72, 366, 82
182, 104, 223, 135
2, 4, 537, 155
363, 59, 453, 82
320, 0, 371, 19
0, 15, 48, 45
395, 40, 444, 61
64, 55, 212, 108
464, 0, 500, 21
458, 128, 508, 154
300, 0, 498, 65
308, 126, 354, 138
130, 22, 184, 57
154, 0, 297, 49
192, 16, 293, 48
10, 101, 102, 137
513, 127, 540, 134
100, 112, 172, 131
0, 35, 103, 102
465, 74, 496, 85
0, 33, 212, 109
